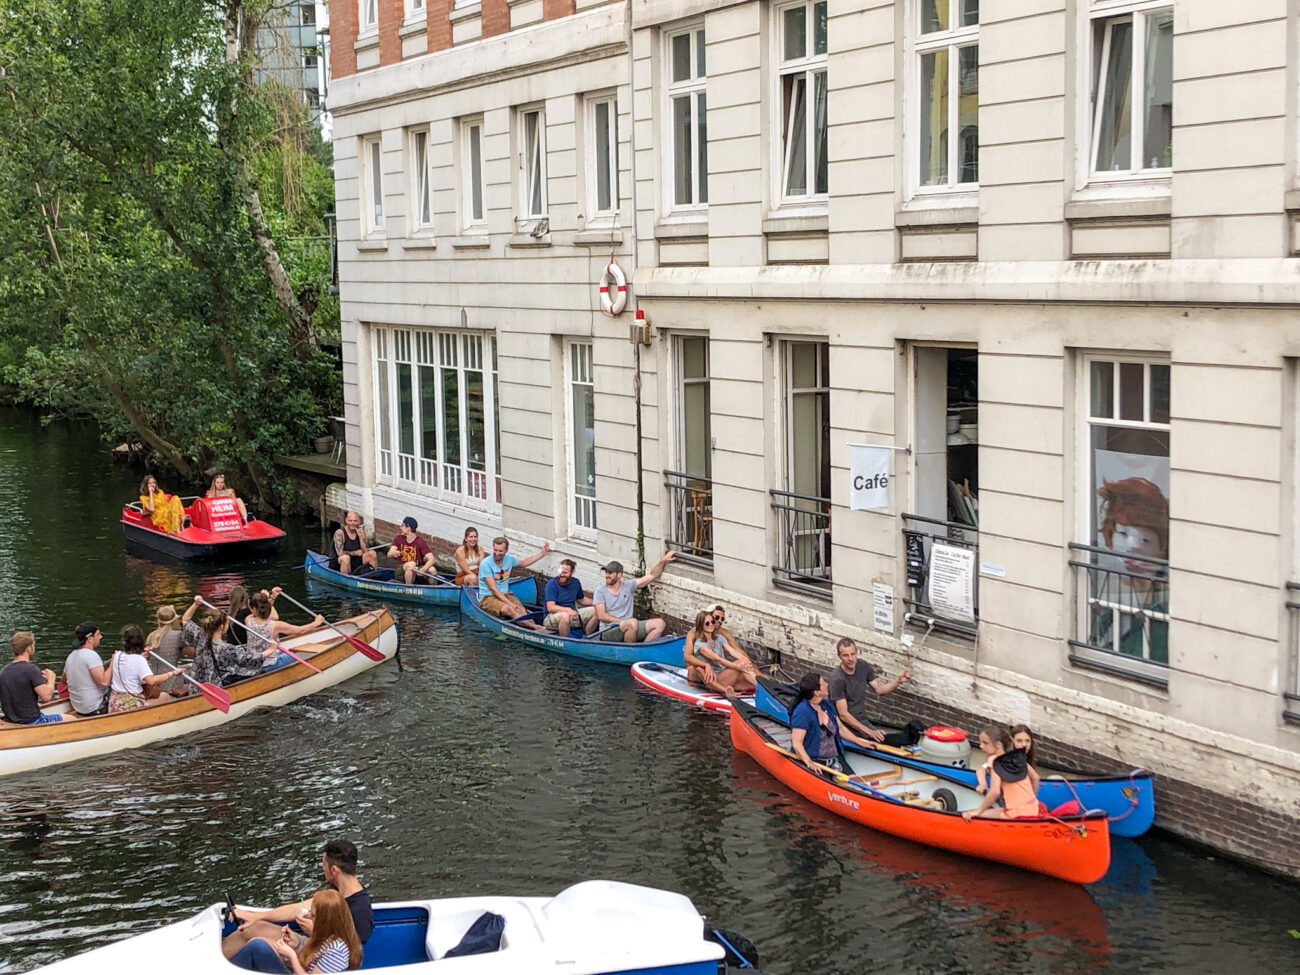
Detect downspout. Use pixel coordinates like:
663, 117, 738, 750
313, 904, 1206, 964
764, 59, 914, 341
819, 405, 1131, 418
626, 0, 648, 579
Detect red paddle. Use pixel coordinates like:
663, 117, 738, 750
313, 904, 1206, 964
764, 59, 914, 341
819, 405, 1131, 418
197, 598, 324, 675
272, 589, 385, 662
142, 651, 232, 714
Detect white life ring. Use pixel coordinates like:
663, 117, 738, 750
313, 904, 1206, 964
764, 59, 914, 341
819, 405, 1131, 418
599, 261, 628, 317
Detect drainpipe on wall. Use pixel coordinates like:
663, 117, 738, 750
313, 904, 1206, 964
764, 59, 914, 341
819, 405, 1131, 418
625, 0, 648, 582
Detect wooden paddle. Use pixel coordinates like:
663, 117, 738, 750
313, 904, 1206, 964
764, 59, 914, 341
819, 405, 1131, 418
407, 565, 456, 587
272, 590, 385, 662
142, 651, 231, 714
197, 598, 324, 675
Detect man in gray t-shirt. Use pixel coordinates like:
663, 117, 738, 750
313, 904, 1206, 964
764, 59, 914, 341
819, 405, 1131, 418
826, 636, 912, 743
591, 550, 677, 642
63, 622, 111, 716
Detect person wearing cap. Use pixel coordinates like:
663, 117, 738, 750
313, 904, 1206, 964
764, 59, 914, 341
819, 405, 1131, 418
387, 517, 435, 584
478, 536, 550, 628
591, 550, 676, 643
1, 632, 76, 724
63, 621, 113, 717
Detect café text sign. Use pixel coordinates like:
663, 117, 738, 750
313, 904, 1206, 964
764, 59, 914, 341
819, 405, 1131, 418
849, 444, 893, 510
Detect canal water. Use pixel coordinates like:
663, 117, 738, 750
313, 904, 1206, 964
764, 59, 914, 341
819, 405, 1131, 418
0, 406, 1296, 975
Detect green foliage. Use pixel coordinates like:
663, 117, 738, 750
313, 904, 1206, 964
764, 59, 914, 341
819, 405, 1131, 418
0, 0, 339, 496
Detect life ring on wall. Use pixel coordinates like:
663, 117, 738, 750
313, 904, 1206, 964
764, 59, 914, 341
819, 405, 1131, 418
599, 261, 628, 317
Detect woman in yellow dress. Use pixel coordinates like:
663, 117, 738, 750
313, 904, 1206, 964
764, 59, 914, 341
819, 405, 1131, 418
139, 474, 185, 534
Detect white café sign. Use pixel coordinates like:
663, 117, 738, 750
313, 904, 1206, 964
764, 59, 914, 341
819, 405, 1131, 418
849, 444, 893, 510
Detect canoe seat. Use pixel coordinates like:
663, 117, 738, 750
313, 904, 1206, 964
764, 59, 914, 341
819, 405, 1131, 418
424, 899, 542, 960
360, 906, 432, 969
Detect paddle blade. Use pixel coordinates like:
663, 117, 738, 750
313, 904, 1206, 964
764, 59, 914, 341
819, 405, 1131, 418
198, 682, 232, 714
344, 632, 385, 662
277, 647, 324, 675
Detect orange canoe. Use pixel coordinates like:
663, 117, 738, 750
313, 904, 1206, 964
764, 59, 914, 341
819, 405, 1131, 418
729, 702, 1111, 884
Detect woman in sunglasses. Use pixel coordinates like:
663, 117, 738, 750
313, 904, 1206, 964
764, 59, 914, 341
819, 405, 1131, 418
683, 607, 759, 696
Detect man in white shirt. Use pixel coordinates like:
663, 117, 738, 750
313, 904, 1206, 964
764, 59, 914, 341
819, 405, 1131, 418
591, 551, 676, 642
63, 621, 112, 717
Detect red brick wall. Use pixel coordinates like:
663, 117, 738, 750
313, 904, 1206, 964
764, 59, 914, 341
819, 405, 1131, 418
378, 0, 403, 65
542, 0, 575, 19
481, 0, 510, 38
427, 0, 453, 52
332, 0, 359, 78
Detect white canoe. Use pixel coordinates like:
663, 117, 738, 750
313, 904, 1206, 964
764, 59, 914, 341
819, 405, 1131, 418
630, 662, 754, 714
0, 609, 397, 777
31, 880, 732, 975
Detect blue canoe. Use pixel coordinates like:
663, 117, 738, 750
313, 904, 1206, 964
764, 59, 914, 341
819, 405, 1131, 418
304, 549, 537, 607
459, 585, 686, 667
755, 677, 1155, 837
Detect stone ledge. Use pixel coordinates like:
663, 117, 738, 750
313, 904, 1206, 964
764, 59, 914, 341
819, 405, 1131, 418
449, 235, 491, 250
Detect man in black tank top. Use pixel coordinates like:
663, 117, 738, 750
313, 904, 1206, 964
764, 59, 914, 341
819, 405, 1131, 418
331, 511, 378, 575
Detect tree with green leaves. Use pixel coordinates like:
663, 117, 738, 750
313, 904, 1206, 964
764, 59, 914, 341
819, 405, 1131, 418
0, 0, 339, 504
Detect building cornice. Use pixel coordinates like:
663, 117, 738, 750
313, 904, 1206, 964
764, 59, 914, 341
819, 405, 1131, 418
633, 259, 1300, 307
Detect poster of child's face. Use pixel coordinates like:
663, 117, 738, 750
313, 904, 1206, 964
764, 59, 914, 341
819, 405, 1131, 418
1093, 450, 1170, 578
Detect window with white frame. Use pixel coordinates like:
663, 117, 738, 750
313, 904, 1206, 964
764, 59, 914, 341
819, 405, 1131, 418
361, 136, 385, 236
373, 327, 501, 508
587, 95, 619, 219
410, 129, 433, 233
678, 336, 711, 480
776, 1, 828, 202
405, 0, 426, 19
1072, 356, 1170, 676
915, 0, 979, 190
518, 107, 548, 220
772, 340, 832, 594
666, 25, 708, 209
360, 0, 378, 32
1089, 2, 1173, 176
460, 117, 486, 231
566, 342, 597, 534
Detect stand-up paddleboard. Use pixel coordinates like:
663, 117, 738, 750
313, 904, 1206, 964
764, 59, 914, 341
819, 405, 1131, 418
631, 661, 754, 714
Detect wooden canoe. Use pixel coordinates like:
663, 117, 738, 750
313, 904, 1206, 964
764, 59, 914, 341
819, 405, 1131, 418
729, 701, 1111, 884
754, 676, 1155, 837
0, 609, 397, 776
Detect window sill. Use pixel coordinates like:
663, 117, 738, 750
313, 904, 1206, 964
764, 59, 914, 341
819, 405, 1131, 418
1065, 192, 1171, 223
449, 2, 481, 23
507, 234, 552, 249
762, 212, 828, 236
1067, 643, 1169, 690
654, 218, 708, 240
354, 30, 379, 52
1285, 188, 1300, 213
450, 235, 491, 250
399, 15, 427, 36
896, 200, 979, 229
401, 236, 437, 251
356, 238, 389, 252
575, 227, 625, 246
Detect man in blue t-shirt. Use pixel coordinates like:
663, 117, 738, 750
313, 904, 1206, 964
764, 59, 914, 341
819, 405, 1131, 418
478, 535, 550, 629
543, 559, 595, 637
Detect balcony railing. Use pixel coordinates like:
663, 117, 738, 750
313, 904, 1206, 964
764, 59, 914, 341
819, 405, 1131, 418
900, 513, 979, 638
664, 470, 714, 564
1068, 542, 1169, 688
1285, 582, 1300, 725
770, 489, 831, 599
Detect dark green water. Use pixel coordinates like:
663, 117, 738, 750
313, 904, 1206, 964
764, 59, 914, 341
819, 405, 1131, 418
0, 407, 1297, 974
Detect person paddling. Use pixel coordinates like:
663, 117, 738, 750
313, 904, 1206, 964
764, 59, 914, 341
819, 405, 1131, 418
0, 632, 76, 725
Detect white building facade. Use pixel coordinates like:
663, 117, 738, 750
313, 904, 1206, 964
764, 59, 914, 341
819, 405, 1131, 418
329, 0, 1300, 878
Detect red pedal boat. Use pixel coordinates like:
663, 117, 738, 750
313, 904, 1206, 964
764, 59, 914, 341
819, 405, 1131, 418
121, 495, 286, 560
730, 701, 1111, 884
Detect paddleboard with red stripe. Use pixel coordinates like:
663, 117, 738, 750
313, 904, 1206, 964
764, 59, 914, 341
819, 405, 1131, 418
630, 662, 753, 714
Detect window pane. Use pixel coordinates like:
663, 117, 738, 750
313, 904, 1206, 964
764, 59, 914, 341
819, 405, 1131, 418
696, 29, 706, 76
419, 365, 438, 461
370, 142, 384, 224
1118, 362, 1144, 421
782, 75, 808, 196
697, 91, 708, 203
791, 342, 819, 388
1090, 361, 1114, 419
672, 32, 691, 82
572, 381, 596, 499
377, 363, 391, 452
1150, 364, 1170, 424
682, 336, 707, 379
1089, 423, 1170, 565
469, 126, 483, 221
1094, 19, 1133, 172
813, 2, 827, 55
673, 95, 693, 205
467, 369, 486, 470
442, 367, 461, 465
921, 0, 945, 33
783, 5, 807, 61
595, 101, 612, 211
813, 70, 828, 195
919, 49, 949, 185
397, 363, 414, 455
416, 133, 431, 225
683, 381, 711, 478
959, 0, 978, 27
1143, 10, 1173, 169
957, 45, 978, 183
791, 389, 830, 499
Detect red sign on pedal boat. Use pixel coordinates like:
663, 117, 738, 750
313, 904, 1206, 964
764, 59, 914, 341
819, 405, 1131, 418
121, 495, 286, 560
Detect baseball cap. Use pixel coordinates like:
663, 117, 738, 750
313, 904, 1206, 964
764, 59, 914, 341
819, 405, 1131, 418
601, 560, 624, 573
75, 621, 100, 642
401, 516, 418, 530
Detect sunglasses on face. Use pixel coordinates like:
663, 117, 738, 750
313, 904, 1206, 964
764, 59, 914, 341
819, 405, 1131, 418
712, 614, 725, 623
